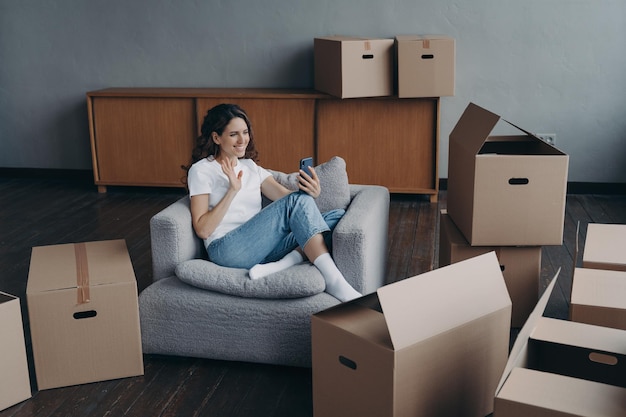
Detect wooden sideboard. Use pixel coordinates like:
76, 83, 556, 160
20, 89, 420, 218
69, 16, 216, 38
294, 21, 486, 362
87, 88, 439, 201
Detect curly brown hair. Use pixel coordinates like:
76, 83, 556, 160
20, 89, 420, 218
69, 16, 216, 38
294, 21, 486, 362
182, 103, 259, 185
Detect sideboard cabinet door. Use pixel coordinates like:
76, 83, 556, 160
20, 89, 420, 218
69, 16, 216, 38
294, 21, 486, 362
90, 97, 195, 189
316, 97, 439, 199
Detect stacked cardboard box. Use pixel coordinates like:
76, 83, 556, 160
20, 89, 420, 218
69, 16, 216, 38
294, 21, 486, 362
313, 35, 455, 98
314, 36, 394, 98
570, 223, 626, 330
396, 35, 455, 97
494, 272, 626, 416
27, 239, 144, 390
312, 252, 512, 417
439, 210, 541, 327
0, 292, 31, 411
442, 102, 569, 327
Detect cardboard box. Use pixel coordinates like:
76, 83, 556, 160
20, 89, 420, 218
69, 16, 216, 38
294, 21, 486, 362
439, 210, 540, 327
582, 223, 626, 271
0, 292, 31, 411
570, 267, 626, 331
396, 35, 455, 97
314, 36, 394, 98
27, 240, 144, 390
447, 102, 569, 246
312, 252, 511, 417
494, 272, 626, 416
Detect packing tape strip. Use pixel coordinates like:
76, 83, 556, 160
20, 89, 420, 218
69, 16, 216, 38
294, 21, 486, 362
74, 242, 91, 304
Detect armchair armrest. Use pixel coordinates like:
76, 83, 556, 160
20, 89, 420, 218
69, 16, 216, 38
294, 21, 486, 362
333, 185, 390, 294
150, 196, 205, 281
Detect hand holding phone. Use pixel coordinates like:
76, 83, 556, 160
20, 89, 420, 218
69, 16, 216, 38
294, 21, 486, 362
298, 157, 320, 198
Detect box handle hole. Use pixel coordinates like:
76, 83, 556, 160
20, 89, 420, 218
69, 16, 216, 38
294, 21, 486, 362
421, 54, 434, 59
362, 54, 374, 60
500, 265, 506, 272
509, 178, 529, 185
589, 352, 618, 366
73, 310, 97, 320
338, 355, 357, 370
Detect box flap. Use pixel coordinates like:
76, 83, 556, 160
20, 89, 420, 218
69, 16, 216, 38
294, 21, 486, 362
499, 119, 569, 155
313, 296, 392, 348
27, 240, 135, 293
501, 119, 543, 142
449, 102, 501, 155
496, 268, 561, 394
377, 251, 510, 351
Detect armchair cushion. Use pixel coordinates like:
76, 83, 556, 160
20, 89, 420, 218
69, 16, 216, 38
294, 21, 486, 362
270, 156, 350, 213
175, 259, 326, 299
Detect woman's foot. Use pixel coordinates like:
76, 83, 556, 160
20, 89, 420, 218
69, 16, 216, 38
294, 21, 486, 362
249, 250, 304, 280
313, 253, 361, 302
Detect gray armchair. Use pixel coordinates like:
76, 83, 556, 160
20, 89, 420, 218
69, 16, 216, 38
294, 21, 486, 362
139, 184, 389, 367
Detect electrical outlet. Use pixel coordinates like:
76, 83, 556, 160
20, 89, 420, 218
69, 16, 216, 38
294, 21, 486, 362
537, 133, 556, 145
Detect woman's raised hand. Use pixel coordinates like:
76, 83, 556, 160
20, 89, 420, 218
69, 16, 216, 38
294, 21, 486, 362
220, 158, 243, 191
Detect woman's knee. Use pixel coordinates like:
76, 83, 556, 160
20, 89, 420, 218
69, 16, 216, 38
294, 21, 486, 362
288, 191, 317, 210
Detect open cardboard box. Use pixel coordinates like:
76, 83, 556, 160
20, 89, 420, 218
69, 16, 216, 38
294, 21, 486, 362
314, 36, 394, 98
312, 252, 512, 417
494, 271, 626, 416
582, 223, 626, 271
439, 209, 540, 327
0, 291, 31, 411
27, 240, 144, 390
447, 102, 569, 246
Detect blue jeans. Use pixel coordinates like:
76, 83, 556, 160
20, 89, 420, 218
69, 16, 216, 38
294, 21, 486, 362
207, 192, 345, 269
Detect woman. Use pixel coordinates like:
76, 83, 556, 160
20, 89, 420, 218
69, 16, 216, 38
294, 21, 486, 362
185, 103, 361, 302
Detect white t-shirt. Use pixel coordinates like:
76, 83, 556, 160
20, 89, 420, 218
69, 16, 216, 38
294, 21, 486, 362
187, 157, 272, 246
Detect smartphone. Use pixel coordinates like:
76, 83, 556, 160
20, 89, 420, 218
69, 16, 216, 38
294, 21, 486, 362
299, 157, 314, 172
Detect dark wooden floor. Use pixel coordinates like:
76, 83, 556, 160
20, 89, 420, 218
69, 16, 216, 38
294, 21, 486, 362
1, 174, 624, 417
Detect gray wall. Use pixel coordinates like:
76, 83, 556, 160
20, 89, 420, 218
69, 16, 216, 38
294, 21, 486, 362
1, 0, 625, 183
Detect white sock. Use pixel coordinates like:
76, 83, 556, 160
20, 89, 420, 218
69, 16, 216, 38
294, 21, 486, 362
249, 250, 304, 280
313, 253, 361, 302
